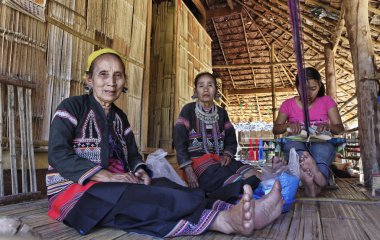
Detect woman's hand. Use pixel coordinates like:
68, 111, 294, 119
91, 169, 140, 183
184, 165, 199, 188
134, 168, 151, 185
220, 155, 232, 166
315, 123, 330, 134
287, 122, 302, 135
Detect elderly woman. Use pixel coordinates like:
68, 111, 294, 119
273, 67, 344, 197
173, 72, 284, 226
46, 49, 283, 237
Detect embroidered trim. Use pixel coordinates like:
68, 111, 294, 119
236, 165, 253, 175
165, 209, 219, 237
192, 157, 219, 177
78, 166, 102, 185
212, 200, 232, 211
123, 127, 132, 136
223, 174, 242, 187
53, 110, 78, 126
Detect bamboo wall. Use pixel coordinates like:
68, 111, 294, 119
0, 0, 151, 196
43, 0, 151, 146
148, 0, 212, 149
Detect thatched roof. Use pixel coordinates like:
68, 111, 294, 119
186, 0, 380, 126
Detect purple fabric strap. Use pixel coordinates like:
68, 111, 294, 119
288, 0, 310, 136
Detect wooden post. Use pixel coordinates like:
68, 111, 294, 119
344, 0, 380, 187
324, 43, 337, 101
271, 43, 276, 123
0, 83, 3, 197
140, 0, 153, 151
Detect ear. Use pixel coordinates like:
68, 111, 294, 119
85, 74, 93, 88
191, 88, 198, 99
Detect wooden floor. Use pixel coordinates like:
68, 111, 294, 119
1, 178, 380, 240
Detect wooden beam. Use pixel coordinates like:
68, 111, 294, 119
212, 19, 236, 88
206, 5, 242, 18
213, 58, 326, 69
325, 43, 337, 100
244, 7, 294, 87
344, 0, 380, 186
254, 0, 354, 68
304, 0, 380, 41
332, 7, 345, 52
227, 0, 234, 10
0, 75, 37, 89
240, 13, 257, 87
192, 0, 207, 26
271, 43, 276, 123
227, 87, 294, 95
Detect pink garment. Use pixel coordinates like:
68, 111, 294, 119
279, 96, 336, 126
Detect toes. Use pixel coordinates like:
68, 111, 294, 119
243, 184, 253, 197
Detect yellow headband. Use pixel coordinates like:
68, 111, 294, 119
85, 48, 121, 73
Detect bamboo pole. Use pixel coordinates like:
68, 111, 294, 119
8, 85, 17, 194
25, 88, 37, 192
17, 87, 27, 193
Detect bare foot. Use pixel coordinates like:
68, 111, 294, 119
210, 185, 255, 236
254, 180, 284, 229
300, 168, 320, 197
300, 152, 326, 187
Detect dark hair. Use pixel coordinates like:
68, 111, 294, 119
86, 53, 126, 78
193, 72, 220, 99
295, 67, 325, 97
194, 72, 217, 87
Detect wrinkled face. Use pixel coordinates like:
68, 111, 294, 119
195, 75, 217, 104
298, 79, 320, 105
86, 54, 126, 106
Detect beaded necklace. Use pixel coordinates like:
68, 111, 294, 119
195, 102, 220, 155
195, 102, 219, 128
